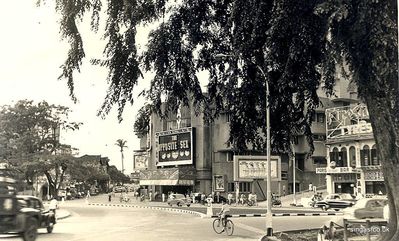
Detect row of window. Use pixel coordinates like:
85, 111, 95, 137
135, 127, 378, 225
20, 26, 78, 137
330, 145, 380, 167
227, 182, 252, 193
166, 118, 191, 130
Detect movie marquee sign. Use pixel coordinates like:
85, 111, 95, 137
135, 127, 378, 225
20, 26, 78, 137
155, 127, 195, 166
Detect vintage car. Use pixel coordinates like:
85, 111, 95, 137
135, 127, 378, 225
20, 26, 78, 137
0, 194, 57, 241
343, 197, 388, 220
314, 193, 356, 211
167, 194, 192, 207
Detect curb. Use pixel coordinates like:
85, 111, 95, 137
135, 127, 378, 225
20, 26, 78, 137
87, 203, 204, 217
56, 211, 71, 220
210, 212, 343, 218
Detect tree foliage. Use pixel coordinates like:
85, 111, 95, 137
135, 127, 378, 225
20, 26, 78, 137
0, 100, 82, 197
47, 0, 332, 154
107, 165, 129, 184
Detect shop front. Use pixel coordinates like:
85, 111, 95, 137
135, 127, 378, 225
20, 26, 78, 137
316, 167, 359, 194
139, 166, 196, 197
363, 168, 385, 195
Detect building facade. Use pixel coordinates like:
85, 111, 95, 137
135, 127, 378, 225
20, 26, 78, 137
316, 104, 385, 196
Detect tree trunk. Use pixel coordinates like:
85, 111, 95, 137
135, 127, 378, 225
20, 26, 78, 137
44, 171, 57, 198
365, 95, 399, 241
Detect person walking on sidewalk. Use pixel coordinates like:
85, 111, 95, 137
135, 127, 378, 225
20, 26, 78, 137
108, 192, 112, 202
49, 198, 58, 216
227, 193, 233, 205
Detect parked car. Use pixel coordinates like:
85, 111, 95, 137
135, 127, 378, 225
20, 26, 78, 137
343, 197, 388, 220
314, 193, 356, 211
167, 194, 192, 207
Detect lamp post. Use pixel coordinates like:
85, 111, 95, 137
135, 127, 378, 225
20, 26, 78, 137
214, 53, 273, 236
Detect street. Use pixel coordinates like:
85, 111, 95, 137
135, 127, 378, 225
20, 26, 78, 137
1, 195, 339, 241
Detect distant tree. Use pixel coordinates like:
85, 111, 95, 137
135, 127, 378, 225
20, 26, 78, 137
0, 100, 82, 198
107, 165, 129, 184
115, 139, 128, 174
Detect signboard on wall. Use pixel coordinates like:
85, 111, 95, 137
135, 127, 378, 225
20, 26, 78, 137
364, 171, 384, 181
134, 153, 149, 170
155, 127, 195, 166
233, 155, 281, 181
214, 175, 225, 191
316, 167, 360, 174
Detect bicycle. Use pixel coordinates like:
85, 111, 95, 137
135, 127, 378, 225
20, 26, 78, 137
212, 214, 234, 236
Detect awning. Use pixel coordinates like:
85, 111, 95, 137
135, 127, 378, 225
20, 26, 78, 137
140, 179, 194, 186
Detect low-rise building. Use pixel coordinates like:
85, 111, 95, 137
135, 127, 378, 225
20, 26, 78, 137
316, 104, 384, 196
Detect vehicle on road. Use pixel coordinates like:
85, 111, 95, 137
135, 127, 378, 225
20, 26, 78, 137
314, 193, 356, 211
1, 169, 55, 241
167, 194, 191, 207
213, 215, 234, 236
343, 197, 388, 220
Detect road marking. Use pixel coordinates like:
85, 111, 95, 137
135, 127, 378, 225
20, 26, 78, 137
233, 222, 265, 235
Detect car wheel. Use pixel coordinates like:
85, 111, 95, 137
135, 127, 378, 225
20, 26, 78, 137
22, 218, 38, 241
168, 203, 172, 206
47, 222, 54, 233
177, 202, 182, 207
187, 204, 191, 207
334, 209, 340, 211
322, 205, 329, 211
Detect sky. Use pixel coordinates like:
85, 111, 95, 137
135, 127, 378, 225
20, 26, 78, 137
0, 1, 154, 174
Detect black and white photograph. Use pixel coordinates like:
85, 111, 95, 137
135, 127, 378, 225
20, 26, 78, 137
1, 1, 399, 241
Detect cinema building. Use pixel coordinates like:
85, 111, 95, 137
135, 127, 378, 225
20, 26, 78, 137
316, 103, 385, 196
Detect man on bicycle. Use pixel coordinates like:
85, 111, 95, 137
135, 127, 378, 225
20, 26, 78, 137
218, 201, 231, 228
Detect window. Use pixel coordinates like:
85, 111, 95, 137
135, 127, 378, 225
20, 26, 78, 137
349, 146, 357, 167
224, 113, 231, 122
180, 118, 191, 128
313, 134, 326, 141
313, 157, 327, 166
227, 183, 235, 192
317, 113, 325, 123
293, 136, 299, 145
361, 145, 371, 166
281, 171, 288, 180
166, 120, 177, 130
226, 152, 234, 162
311, 113, 316, 122
341, 147, 348, 167
239, 182, 251, 193
371, 145, 379, 166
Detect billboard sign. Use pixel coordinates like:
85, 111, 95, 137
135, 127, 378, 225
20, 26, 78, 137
155, 127, 195, 166
214, 175, 225, 191
234, 155, 281, 181
134, 153, 149, 170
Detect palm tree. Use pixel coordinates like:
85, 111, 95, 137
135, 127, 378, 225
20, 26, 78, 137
115, 139, 128, 174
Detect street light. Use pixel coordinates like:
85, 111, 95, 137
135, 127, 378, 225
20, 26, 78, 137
214, 53, 273, 236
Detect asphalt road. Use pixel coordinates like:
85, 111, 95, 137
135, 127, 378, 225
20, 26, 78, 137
1, 200, 337, 241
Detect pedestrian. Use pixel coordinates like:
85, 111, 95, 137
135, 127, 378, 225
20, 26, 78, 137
135, 191, 139, 200
201, 193, 206, 205
162, 193, 166, 202
254, 193, 257, 206
108, 192, 112, 202
49, 198, 58, 216
282, 185, 286, 196
240, 193, 245, 205
227, 193, 233, 205
309, 183, 313, 193
248, 193, 253, 205
149, 191, 153, 202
